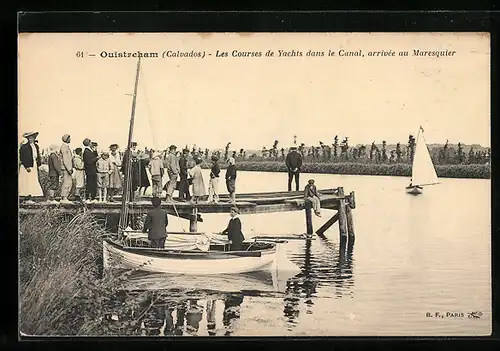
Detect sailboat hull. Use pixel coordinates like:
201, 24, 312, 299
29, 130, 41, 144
406, 186, 423, 195
103, 239, 278, 275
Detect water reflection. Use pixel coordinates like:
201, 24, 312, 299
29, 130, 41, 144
222, 293, 244, 336
282, 235, 356, 328
185, 300, 204, 335
206, 300, 217, 336
102, 290, 246, 336
174, 301, 186, 336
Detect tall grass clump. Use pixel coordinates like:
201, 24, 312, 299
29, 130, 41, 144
19, 208, 132, 335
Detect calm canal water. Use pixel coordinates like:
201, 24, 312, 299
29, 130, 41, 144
107, 170, 491, 336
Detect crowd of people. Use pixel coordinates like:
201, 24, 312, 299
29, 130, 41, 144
20, 132, 323, 251
18, 132, 239, 205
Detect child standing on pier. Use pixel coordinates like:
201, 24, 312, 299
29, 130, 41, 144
225, 157, 237, 204
72, 148, 85, 201
47, 144, 61, 203
96, 151, 111, 202
208, 155, 220, 203
304, 179, 321, 217
149, 150, 164, 198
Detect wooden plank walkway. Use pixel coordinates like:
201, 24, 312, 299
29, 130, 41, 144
18, 188, 343, 215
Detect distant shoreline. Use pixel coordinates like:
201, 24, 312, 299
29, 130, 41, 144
207, 161, 491, 180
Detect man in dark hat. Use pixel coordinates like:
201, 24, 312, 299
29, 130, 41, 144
143, 196, 169, 248
285, 145, 303, 191
165, 145, 180, 202
19, 131, 43, 202
178, 147, 191, 201
221, 206, 245, 251
83, 138, 100, 202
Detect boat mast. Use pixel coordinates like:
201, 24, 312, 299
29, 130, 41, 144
119, 57, 142, 233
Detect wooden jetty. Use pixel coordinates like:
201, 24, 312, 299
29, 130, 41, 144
18, 187, 356, 242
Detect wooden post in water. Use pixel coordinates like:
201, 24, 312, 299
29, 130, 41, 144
346, 191, 355, 243
337, 187, 348, 241
346, 206, 355, 243
189, 207, 198, 233
304, 200, 313, 236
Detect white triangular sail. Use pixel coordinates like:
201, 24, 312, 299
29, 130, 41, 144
411, 128, 439, 187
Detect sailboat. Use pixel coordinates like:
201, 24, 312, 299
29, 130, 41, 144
406, 126, 440, 195
102, 57, 299, 275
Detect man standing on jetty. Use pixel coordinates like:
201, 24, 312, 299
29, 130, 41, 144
60, 134, 73, 204
143, 196, 169, 249
83, 138, 100, 203
285, 145, 303, 191
165, 144, 180, 202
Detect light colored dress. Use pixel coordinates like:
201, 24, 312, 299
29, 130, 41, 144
19, 143, 43, 197
72, 155, 85, 188
108, 152, 122, 189
188, 164, 206, 197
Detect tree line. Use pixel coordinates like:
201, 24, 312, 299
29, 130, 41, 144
38, 135, 491, 166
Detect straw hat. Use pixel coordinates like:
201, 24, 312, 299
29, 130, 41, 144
230, 206, 240, 214
61, 134, 71, 143
22, 131, 39, 139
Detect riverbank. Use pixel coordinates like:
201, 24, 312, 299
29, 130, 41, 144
18, 209, 148, 336
208, 161, 490, 179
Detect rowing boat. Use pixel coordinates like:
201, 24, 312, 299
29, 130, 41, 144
103, 238, 284, 275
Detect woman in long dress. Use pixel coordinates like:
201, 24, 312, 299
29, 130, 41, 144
188, 157, 206, 204
19, 132, 43, 203
137, 152, 151, 197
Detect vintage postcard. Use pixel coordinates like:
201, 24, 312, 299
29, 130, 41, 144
18, 32, 491, 337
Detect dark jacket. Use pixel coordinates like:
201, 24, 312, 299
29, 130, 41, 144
179, 155, 189, 179
120, 149, 130, 175
19, 143, 41, 168
143, 207, 169, 240
285, 151, 302, 171
222, 217, 245, 246
210, 163, 220, 178
48, 153, 62, 176
83, 147, 99, 175
225, 165, 237, 180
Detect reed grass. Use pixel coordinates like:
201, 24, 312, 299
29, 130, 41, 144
18, 208, 153, 335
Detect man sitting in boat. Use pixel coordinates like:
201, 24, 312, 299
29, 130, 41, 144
142, 196, 169, 248
221, 206, 245, 251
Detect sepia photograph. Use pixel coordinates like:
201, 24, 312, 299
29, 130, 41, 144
18, 32, 491, 337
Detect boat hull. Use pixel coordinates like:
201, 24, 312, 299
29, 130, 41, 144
406, 186, 423, 195
103, 239, 278, 275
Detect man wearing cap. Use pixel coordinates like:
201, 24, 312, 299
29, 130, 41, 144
165, 144, 180, 202
19, 131, 43, 203
285, 145, 303, 191
83, 138, 100, 202
60, 134, 74, 203
221, 206, 245, 251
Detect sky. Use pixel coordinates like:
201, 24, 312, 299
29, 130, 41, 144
18, 32, 490, 151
